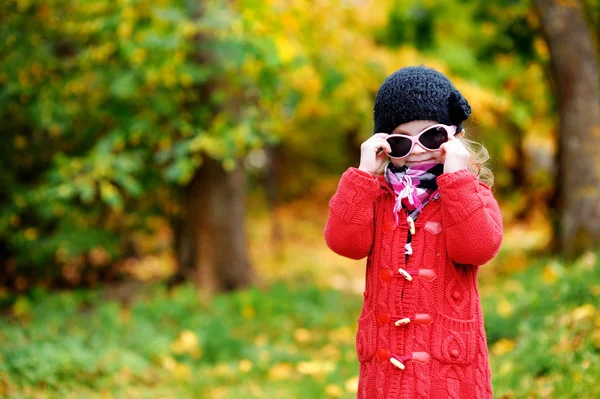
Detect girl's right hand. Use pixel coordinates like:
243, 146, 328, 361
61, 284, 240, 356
358, 133, 392, 175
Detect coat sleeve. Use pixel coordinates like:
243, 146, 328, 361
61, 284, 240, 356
324, 167, 380, 260
437, 168, 503, 266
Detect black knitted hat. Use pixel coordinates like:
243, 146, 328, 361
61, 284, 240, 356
373, 65, 472, 134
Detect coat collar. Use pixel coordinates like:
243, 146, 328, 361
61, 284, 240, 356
377, 174, 394, 196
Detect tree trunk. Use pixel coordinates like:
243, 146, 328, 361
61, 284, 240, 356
174, 157, 255, 293
265, 145, 284, 260
534, 0, 600, 256
168, 0, 254, 293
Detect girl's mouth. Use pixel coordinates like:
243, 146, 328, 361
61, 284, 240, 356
407, 159, 435, 165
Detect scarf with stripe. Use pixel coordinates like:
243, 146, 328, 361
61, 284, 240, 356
384, 162, 443, 225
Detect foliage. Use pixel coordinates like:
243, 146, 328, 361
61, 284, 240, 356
1, 252, 599, 398
1, 0, 562, 284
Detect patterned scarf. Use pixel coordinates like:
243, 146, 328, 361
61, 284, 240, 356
384, 162, 443, 225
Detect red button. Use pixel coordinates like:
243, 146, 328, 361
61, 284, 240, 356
450, 349, 459, 358
412, 351, 431, 364
415, 313, 433, 325
376, 348, 391, 361
377, 312, 390, 325
382, 221, 396, 233
379, 269, 393, 282
424, 221, 442, 234
418, 269, 437, 282
453, 291, 461, 300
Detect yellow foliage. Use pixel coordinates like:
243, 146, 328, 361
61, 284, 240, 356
24, 228, 39, 241
328, 326, 354, 344
345, 376, 359, 393
542, 264, 558, 284
325, 384, 344, 398
238, 359, 253, 373
497, 299, 514, 318
571, 304, 596, 323
267, 363, 295, 380
170, 330, 202, 359
296, 360, 335, 376
499, 360, 514, 375
293, 328, 312, 344
492, 338, 516, 356
241, 304, 256, 319
591, 329, 600, 349
275, 36, 300, 64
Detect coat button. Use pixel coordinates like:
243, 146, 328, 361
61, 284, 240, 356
424, 221, 442, 234
418, 269, 437, 282
415, 313, 433, 325
382, 221, 397, 233
376, 348, 391, 361
450, 349, 459, 358
377, 312, 390, 325
379, 269, 393, 282
452, 290, 461, 300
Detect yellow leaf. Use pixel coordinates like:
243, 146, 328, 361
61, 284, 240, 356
499, 361, 513, 375
12, 296, 31, 319
159, 357, 192, 382
24, 228, 39, 241
275, 36, 299, 63
572, 304, 596, 323
497, 299, 514, 318
170, 329, 202, 359
267, 363, 294, 381
238, 359, 253, 373
491, 338, 516, 356
328, 326, 353, 344
325, 384, 343, 398
591, 329, 600, 349
241, 304, 255, 319
542, 264, 558, 284
296, 360, 335, 376
345, 376, 359, 393
173, 363, 192, 381
293, 328, 312, 344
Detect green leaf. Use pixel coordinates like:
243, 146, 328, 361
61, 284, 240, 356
99, 181, 123, 209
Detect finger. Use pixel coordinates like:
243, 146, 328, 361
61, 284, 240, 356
439, 141, 449, 155
375, 138, 392, 154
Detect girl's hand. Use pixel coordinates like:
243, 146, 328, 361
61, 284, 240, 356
440, 135, 470, 174
358, 133, 392, 175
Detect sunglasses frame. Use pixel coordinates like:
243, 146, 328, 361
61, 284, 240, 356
385, 124, 458, 159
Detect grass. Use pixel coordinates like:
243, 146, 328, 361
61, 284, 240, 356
1, 252, 599, 398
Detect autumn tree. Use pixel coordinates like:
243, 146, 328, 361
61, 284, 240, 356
534, 0, 600, 256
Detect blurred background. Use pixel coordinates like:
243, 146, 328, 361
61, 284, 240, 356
1, 0, 599, 397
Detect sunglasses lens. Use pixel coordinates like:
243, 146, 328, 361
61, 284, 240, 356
386, 136, 412, 158
419, 126, 449, 149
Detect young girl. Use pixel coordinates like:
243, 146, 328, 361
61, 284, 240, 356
324, 66, 503, 399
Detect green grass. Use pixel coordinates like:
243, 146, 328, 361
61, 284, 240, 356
0, 282, 362, 399
0, 253, 599, 398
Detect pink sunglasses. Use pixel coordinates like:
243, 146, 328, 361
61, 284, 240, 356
385, 124, 458, 159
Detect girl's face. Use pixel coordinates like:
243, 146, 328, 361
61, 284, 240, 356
388, 120, 461, 167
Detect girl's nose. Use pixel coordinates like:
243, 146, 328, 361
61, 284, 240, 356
411, 142, 427, 154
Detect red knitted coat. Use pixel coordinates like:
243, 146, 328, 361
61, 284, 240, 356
324, 167, 503, 399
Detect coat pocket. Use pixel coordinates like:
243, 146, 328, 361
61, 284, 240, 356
356, 311, 377, 363
431, 313, 478, 366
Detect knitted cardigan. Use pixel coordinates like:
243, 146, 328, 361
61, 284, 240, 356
324, 167, 503, 399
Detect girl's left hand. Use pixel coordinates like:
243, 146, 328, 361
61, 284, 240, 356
440, 135, 470, 174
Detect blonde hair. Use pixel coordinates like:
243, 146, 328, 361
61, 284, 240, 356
375, 129, 495, 188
